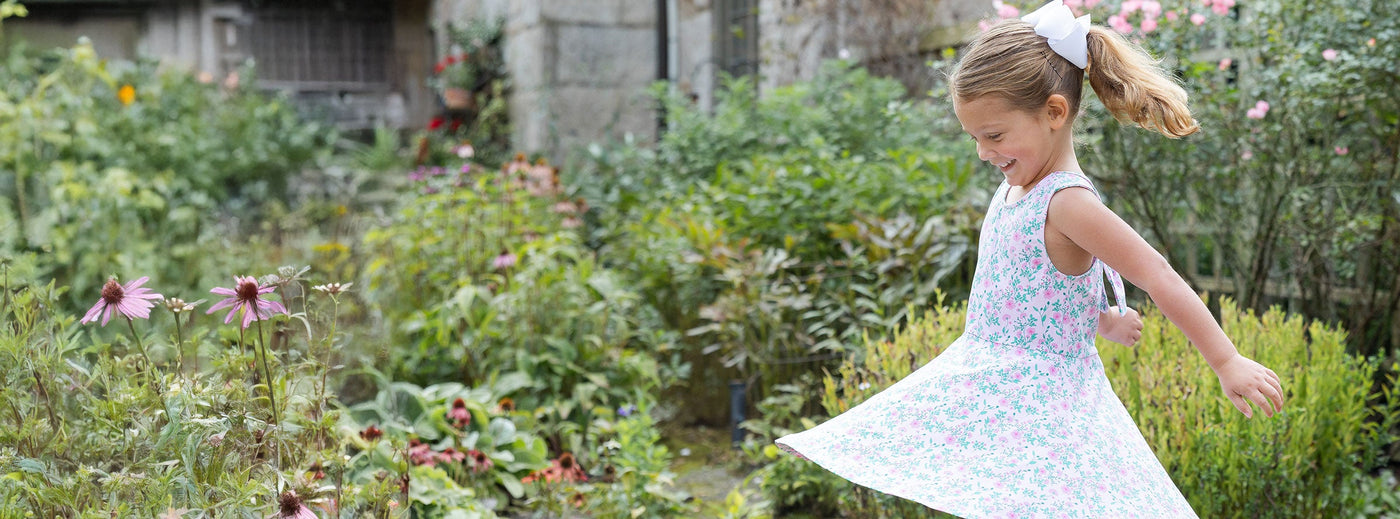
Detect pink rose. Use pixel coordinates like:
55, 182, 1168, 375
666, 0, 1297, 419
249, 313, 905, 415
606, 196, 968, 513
1141, 18, 1158, 33
1190, 13, 1206, 25
1108, 14, 1134, 34
1334, 146, 1348, 155
1218, 58, 1232, 70
1322, 48, 1338, 61
994, 0, 1019, 19
1166, 10, 1179, 21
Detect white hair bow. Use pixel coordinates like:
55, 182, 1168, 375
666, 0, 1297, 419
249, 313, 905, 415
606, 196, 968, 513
1021, 0, 1091, 69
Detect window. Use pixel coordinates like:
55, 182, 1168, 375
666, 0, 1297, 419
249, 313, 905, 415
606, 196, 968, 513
243, 0, 393, 91
716, 0, 758, 78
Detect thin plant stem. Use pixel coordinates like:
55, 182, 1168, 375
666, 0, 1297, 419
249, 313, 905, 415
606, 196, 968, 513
1, 261, 10, 319
126, 317, 156, 382
127, 317, 170, 418
255, 317, 282, 473
255, 319, 279, 428
320, 297, 339, 408
318, 296, 340, 449
174, 312, 185, 375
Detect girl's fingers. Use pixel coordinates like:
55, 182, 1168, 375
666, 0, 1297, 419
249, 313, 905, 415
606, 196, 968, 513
1265, 380, 1285, 412
1249, 389, 1275, 417
1228, 393, 1252, 418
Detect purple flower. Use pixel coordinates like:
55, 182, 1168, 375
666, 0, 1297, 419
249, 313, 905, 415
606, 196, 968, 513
207, 276, 286, 329
278, 491, 317, 519
80, 276, 163, 326
493, 250, 518, 270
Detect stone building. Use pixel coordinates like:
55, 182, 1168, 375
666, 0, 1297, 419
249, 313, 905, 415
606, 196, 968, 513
439, 0, 991, 160
5, 0, 438, 131
6, 0, 991, 158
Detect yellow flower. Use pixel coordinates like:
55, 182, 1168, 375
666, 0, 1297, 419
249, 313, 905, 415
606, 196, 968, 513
117, 84, 135, 106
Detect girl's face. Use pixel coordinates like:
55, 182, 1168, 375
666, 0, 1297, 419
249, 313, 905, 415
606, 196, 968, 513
953, 95, 1066, 188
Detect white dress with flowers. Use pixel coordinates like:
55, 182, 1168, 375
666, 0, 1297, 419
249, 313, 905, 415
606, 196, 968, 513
776, 172, 1197, 518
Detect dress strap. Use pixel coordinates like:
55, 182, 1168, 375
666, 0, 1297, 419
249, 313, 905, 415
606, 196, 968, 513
1104, 265, 1127, 315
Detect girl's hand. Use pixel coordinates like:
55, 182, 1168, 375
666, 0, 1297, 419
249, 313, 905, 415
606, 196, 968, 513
1215, 354, 1285, 418
1098, 306, 1143, 347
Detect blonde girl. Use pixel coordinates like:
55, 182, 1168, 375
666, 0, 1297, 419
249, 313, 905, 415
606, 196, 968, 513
776, 1, 1285, 517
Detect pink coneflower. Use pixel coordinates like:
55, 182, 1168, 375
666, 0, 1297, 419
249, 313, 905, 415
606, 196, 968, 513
207, 276, 286, 329
467, 449, 493, 473
449, 397, 471, 428
278, 491, 317, 519
493, 250, 518, 270
80, 276, 163, 326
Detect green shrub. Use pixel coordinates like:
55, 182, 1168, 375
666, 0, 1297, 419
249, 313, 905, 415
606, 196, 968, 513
0, 39, 334, 313
572, 64, 988, 424
762, 300, 1400, 518
1038, 0, 1400, 355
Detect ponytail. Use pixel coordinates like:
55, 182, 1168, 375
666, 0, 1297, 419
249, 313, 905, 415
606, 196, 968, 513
1085, 26, 1199, 138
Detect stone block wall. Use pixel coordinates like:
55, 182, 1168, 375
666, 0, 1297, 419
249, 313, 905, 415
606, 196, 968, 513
435, 0, 717, 161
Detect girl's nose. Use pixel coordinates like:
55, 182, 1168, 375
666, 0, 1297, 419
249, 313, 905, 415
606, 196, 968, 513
976, 142, 995, 161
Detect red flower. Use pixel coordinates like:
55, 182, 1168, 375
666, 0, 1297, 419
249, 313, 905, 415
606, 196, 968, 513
360, 424, 383, 442
408, 438, 438, 466
467, 449, 493, 474
522, 453, 588, 484
441, 446, 467, 463
449, 398, 471, 428
434, 62, 447, 74
428, 116, 445, 131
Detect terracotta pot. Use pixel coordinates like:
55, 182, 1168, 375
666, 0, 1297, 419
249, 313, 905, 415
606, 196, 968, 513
441, 87, 471, 109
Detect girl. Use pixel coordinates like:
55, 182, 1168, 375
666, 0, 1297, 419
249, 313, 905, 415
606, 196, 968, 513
775, 1, 1285, 517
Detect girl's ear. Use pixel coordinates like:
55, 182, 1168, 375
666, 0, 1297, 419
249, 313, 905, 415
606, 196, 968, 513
1045, 94, 1071, 130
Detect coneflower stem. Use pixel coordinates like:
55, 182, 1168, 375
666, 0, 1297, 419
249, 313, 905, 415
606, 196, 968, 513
126, 317, 157, 381
173, 312, 185, 374
127, 317, 169, 418
255, 319, 279, 428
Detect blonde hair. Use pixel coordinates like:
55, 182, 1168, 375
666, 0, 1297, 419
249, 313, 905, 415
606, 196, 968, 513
950, 20, 1199, 138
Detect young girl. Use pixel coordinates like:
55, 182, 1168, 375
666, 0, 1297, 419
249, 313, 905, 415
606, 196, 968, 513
775, 1, 1285, 517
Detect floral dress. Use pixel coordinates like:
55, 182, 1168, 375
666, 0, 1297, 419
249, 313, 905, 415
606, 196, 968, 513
776, 171, 1197, 518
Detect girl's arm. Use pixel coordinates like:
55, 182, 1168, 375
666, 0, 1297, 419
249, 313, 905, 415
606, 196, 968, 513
1048, 187, 1285, 418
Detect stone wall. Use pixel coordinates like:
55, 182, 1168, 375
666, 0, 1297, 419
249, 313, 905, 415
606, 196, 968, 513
758, 0, 991, 95
434, 0, 716, 161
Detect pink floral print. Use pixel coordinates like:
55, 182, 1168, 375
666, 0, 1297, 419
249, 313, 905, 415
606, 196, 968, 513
777, 172, 1196, 518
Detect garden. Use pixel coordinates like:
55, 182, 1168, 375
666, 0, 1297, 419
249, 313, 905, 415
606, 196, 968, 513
1, 0, 1399, 517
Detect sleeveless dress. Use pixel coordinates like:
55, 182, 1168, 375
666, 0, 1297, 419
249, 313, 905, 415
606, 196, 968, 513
775, 171, 1197, 518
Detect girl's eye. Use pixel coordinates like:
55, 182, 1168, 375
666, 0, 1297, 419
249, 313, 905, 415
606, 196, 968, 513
987, 133, 1002, 141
